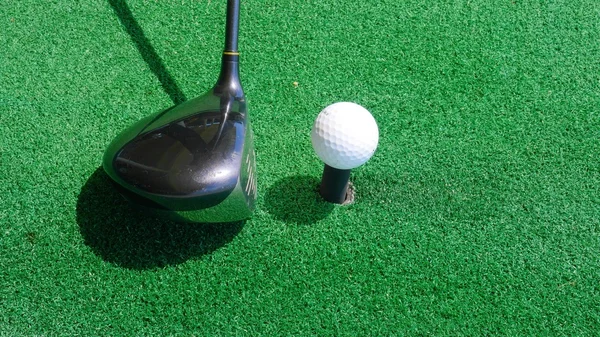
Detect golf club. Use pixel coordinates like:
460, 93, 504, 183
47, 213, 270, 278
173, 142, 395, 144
103, 0, 256, 223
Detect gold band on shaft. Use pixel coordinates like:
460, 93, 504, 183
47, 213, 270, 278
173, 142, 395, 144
223, 51, 240, 56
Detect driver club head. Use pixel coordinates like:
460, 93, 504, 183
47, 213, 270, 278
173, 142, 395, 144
102, 0, 256, 223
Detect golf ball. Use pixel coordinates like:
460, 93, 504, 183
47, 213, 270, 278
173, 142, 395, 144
311, 102, 379, 170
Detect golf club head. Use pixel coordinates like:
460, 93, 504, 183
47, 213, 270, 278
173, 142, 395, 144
103, 52, 256, 223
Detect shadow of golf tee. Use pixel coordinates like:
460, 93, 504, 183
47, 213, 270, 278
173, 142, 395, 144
264, 175, 334, 226
76, 167, 244, 270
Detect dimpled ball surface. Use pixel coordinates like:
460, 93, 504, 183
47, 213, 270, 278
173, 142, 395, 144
311, 102, 379, 170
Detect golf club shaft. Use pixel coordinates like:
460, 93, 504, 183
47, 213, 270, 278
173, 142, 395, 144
224, 0, 240, 52
217, 0, 243, 97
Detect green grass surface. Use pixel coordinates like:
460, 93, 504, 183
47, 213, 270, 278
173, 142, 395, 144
2, 0, 600, 335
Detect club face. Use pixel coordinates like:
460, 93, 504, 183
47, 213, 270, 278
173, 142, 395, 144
103, 89, 256, 223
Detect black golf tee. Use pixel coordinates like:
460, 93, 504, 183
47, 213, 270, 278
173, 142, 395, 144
319, 164, 351, 204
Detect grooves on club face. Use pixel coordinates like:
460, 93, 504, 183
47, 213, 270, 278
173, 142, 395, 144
102, 0, 256, 223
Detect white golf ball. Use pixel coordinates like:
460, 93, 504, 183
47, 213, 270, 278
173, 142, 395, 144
311, 102, 379, 170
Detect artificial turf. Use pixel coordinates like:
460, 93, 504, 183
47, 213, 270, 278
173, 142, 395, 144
1, 0, 599, 335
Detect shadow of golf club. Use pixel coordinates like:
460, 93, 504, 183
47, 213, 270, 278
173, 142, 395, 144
108, 0, 187, 105
76, 167, 244, 270
264, 175, 334, 225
